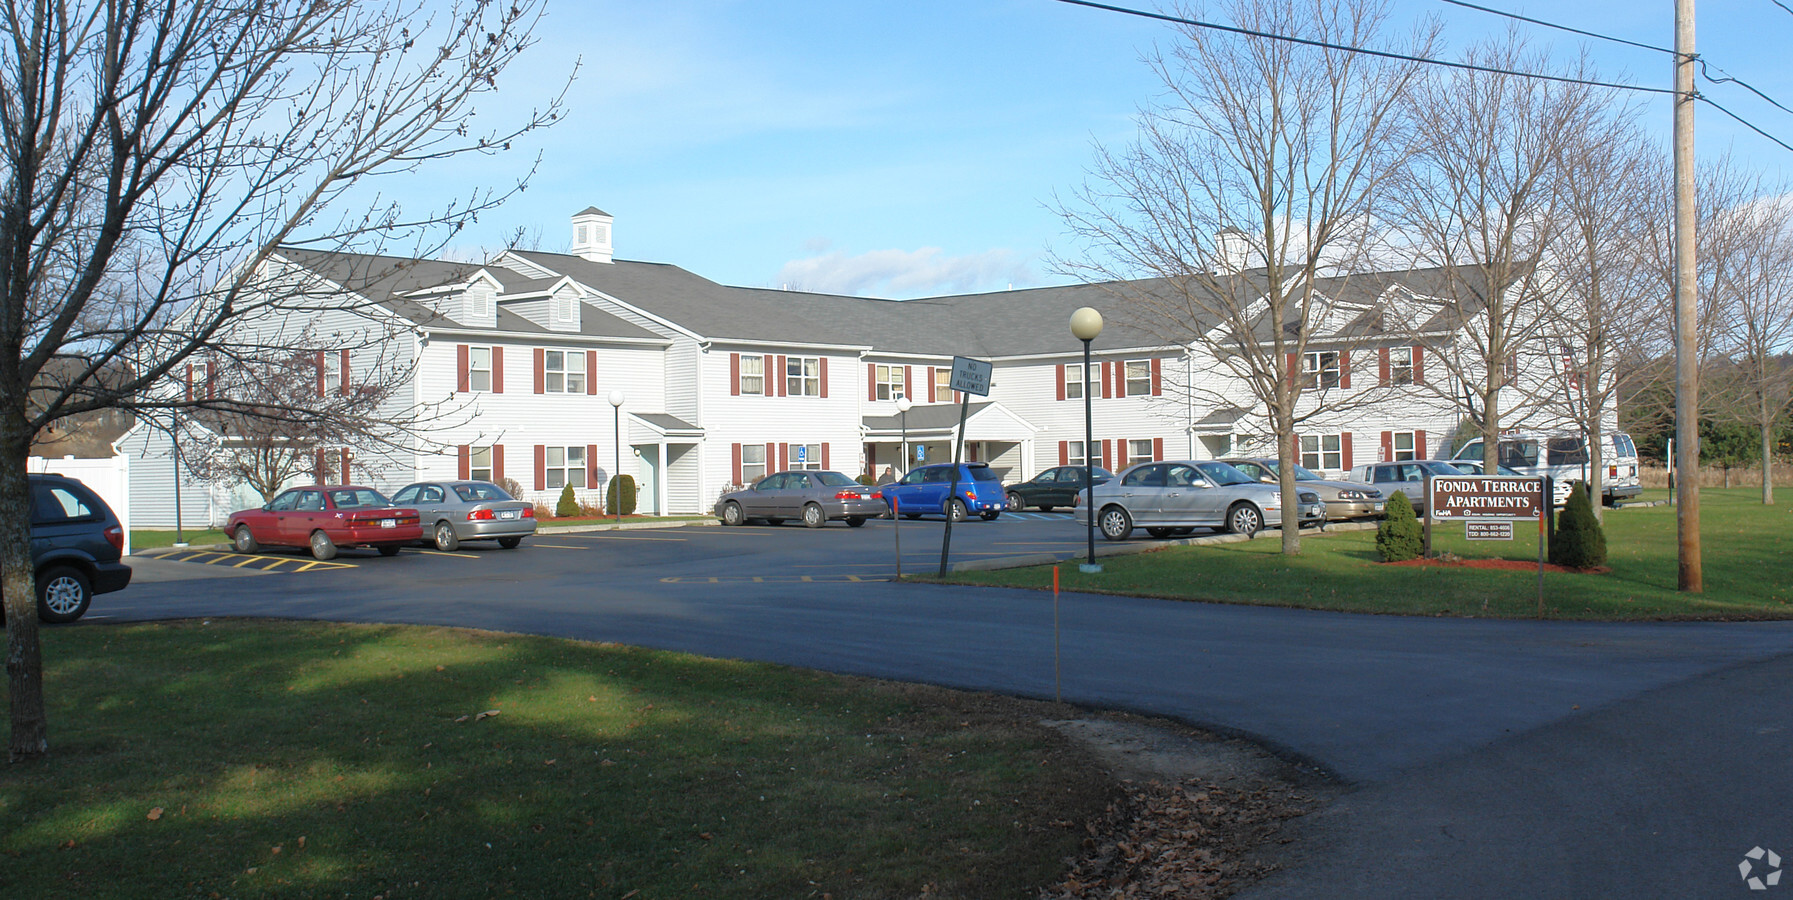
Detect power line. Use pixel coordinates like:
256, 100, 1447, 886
1699, 93, 1793, 155
1435, 0, 1676, 56
1773, 0, 1793, 18
1052, 0, 1675, 95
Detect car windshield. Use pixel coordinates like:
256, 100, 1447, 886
1261, 461, 1323, 481
813, 471, 858, 487
329, 488, 391, 509
453, 483, 512, 502
1194, 461, 1255, 485
1421, 462, 1466, 476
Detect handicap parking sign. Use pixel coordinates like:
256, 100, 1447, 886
916, 445, 926, 462
796, 445, 806, 463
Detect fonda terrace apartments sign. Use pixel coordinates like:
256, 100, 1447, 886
1428, 476, 1545, 521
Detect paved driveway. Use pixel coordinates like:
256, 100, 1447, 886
105, 516, 1793, 895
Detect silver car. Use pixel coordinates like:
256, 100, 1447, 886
1080, 460, 1324, 540
391, 480, 536, 551
716, 470, 886, 528
1221, 457, 1385, 521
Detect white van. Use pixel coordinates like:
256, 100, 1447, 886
1450, 431, 1642, 506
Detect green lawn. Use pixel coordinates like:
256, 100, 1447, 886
936, 489, 1793, 620
0, 621, 1107, 899
131, 529, 229, 550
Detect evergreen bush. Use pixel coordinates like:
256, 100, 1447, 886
555, 484, 579, 518
1376, 491, 1424, 562
1549, 482, 1608, 569
856, 473, 876, 486
607, 474, 638, 517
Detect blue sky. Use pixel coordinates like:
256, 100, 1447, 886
412, 0, 1793, 298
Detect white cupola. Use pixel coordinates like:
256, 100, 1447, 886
570, 206, 615, 263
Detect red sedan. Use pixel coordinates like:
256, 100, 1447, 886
226, 485, 422, 560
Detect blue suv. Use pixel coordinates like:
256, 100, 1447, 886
880, 462, 1008, 521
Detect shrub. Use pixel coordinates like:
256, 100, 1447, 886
1376, 491, 1423, 562
497, 476, 527, 500
607, 474, 637, 516
856, 473, 876, 486
1550, 481, 1608, 569
555, 484, 579, 518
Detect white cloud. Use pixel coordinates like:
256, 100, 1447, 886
774, 246, 1037, 298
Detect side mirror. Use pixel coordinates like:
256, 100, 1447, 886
1259, 475, 1274, 483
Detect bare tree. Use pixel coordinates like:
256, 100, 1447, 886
1709, 194, 1793, 503
2, 0, 568, 760
1539, 108, 1656, 520
1056, 0, 1435, 554
1387, 34, 1620, 475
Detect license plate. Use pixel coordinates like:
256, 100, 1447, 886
499, 510, 518, 520
380, 519, 396, 528
1372, 503, 1385, 512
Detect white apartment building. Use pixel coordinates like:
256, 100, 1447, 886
121, 208, 1588, 525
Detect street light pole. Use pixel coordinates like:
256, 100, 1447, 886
609, 390, 625, 528
894, 394, 911, 577
1071, 308, 1104, 574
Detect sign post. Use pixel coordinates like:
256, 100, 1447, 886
1430, 475, 1549, 616
938, 357, 993, 577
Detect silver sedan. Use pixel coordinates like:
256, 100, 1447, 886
391, 480, 537, 551
1080, 460, 1323, 540
715, 470, 887, 528
1221, 457, 1385, 521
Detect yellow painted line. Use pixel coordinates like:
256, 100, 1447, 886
231, 556, 263, 568
418, 549, 481, 559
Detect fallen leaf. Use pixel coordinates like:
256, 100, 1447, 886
147, 807, 164, 821
543, 759, 556, 766
473, 709, 500, 722
435, 665, 445, 672
297, 836, 307, 849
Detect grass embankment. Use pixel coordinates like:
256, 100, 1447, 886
130, 529, 229, 550
0, 621, 1109, 899
938, 489, 1793, 620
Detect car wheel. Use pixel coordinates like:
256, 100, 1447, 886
721, 502, 745, 526
309, 530, 338, 560
1146, 526, 1173, 538
36, 566, 91, 624
377, 545, 402, 557
1172, 527, 1197, 536
803, 503, 826, 528
498, 537, 523, 549
765, 518, 785, 526
1226, 503, 1263, 536
433, 521, 460, 552
945, 499, 968, 522
233, 525, 259, 554
1006, 491, 1025, 511
903, 512, 921, 520
845, 517, 867, 528
1099, 506, 1132, 541
1040, 505, 1055, 513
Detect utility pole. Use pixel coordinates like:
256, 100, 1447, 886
1673, 0, 1703, 591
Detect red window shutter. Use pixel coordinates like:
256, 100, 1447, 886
587, 444, 600, 488
493, 445, 505, 484
954, 391, 962, 403
456, 345, 469, 393
184, 364, 195, 401
821, 443, 830, 469
732, 443, 743, 484
339, 350, 351, 395
765, 443, 776, 474
732, 353, 742, 396
1151, 358, 1163, 396
205, 361, 217, 400
867, 363, 876, 401
316, 449, 329, 481
928, 367, 937, 402
533, 347, 545, 394
340, 449, 352, 483
458, 445, 470, 480
534, 445, 546, 491
1116, 363, 1128, 398
1286, 353, 1299, 385
776, 355, 788, 397
1339, 352, 1351, 390
904, 366, 913, 401
1101, 361, 1113, 398
1341, 433, 1353, 471
820, 357, 829, 398
1413, 346, 1426, 385
1153, 437, 1164, 461
1117, 441, 1128, 469
1379, 348, 1390, 386
1059, 441, 1069, 465
492, 346, 504, 394
778, 443, 789, 471
1416, 430, 1428, 459
1381, 431, 1393, 462
1056, 364, 1067, 401
586, 351, 597, 395
316, 352, 327, 397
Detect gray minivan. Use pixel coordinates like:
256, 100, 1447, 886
22, 473, 132, 623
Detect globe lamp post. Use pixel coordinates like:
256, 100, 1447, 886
1071, 307, 1104, 573
608, 389, 625, 528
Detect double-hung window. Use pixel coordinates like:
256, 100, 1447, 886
1304, 351, 1340, 390
1300, 435, 1342, 471
791, 443, 822, 470
544, 350, 586, 394
934, 368, 952, 402
1389, 347, 1414, 385
1124, 360, 1151, 396
1391, 431, 1418, 461
467, 347, 493, 392
544, 446, 586, 490
1127, 438, 1155, 463
740, 355, 765, 396
741, 444, 767, 483
469, 447, 494, 482
1066, 441, 1088, 468
874, 364, 905, 401
1063, 363, 1100, 400
787, 357, 821, 397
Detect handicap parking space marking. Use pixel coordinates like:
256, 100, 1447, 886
137, 548, 355, 572
659, 574, 892, 584
417, 549, 481, 559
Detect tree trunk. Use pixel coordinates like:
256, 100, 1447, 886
1278, 426, 1300, 555
2, 411, 46, 761
1588, 423, 1604, 524
1763, 407, 1776, 505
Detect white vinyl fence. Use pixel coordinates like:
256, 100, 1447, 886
28, 455, 131, 555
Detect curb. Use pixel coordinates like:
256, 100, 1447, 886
944, 519, 1381, 573
537, 518, 716, 535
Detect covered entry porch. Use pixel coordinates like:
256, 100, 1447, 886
860, 401, 1040, 485
627, 413, 705, 515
